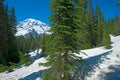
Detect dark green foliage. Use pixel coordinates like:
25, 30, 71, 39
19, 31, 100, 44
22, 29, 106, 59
86, 2, 111, 48
94, 5, 111, 48
0, 50, 6, 65
40, 33, 49, 56
7, 7, 20, 63
0, 64, 8, 72
102, 26, 111, 49
107, 20, 115, 35
0, 62, 19, 73
43, 70, 51, 80
109, 15, 120, 36
0, 51, 33, 73
76, 0, 92, 49
0, 0, 19, 65
95, 5, 104, 46
16, 34, 41, 53
0, 0, 8, 65
43, 0, 86, 79
87, 0, 97, 47
19, 51, 33, 66
16, 36, 27, 53
9, 7, 17, 34
7, 62, 19, 72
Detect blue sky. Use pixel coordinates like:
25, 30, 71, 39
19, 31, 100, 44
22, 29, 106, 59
92, 0, 120, 20
5, 0, 120, 24
5, 0, 50, 24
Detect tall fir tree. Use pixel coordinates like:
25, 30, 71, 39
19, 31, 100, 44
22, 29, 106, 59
0, 0, 19, 65
95, 5, 104, 46
40, 33, 46, 55
76, 0, 91, 49
9, 7, 17, 34
102, 22, 111, 49
0, 0, 9, 65
8, 7, 19, 63
111, 15, 120, 36
43, 0, 86, 80
87, 0, 97, 47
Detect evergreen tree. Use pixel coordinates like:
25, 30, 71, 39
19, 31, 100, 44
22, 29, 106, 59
107, 19, 115, 35
7, 7, 19, 63
87, 0, 97, 47
0, 50, 6, 65
95, 5, 104, 46
102, 23, 111, 49
0, 0, 19, 65
16, 34, 42, 54
0, 0, 9, 65
40, 33, 47, 55
9, 7, 17, 34
76, 0, 91, 49
111, 15, 120, 36
43, 0, 85, 79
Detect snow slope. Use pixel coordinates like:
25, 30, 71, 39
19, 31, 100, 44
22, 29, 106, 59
0, 35, 120, 80
85, 35, 120, 80
15, 18, 50, 36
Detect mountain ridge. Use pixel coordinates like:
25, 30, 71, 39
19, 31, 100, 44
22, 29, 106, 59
15, 18, 50, 36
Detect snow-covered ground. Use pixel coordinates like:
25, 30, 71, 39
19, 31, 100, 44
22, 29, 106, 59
0, 35, 120, 80
85, 35, 120, 80
0, 50, 47, 80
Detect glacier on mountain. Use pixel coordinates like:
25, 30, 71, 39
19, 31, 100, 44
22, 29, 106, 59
15, 18, 50, 36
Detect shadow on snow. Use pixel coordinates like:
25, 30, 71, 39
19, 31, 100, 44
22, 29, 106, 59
99, 64, 120, 80
74, 50, 113, 80
19, 70, 44, 80
19, 50, 114, 80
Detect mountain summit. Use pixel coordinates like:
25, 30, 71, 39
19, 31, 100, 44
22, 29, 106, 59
15, 18, 50, 36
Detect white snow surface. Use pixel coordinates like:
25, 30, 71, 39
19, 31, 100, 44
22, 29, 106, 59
15, 18, 50, 36
0, 35, 120, 80
85, 35, 120, 80
29, 49, 42, 57
75, 46, 111, 59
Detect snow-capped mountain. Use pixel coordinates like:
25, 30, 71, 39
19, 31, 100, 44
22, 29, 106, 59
15, 18, 50, 36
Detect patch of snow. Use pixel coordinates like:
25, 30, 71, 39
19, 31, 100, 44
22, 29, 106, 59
29, 49, 42, 57
75, 47, 112, 59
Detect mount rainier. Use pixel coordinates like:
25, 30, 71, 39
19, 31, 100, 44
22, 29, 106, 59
15, 18, 50, 36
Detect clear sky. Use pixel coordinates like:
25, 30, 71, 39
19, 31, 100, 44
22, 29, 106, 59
5, 0, 120, 24
5, 0, 51, 24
